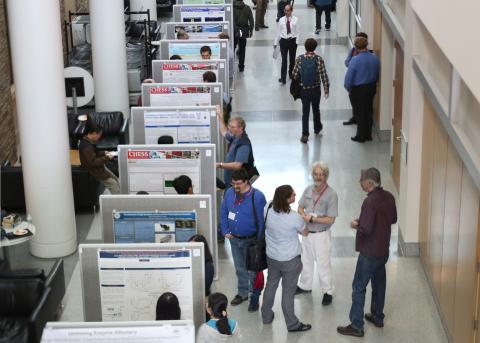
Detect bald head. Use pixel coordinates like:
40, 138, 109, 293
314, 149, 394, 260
284, 4, 293, 16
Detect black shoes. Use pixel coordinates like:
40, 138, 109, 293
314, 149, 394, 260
288, 323, 312, 332
300, 135, 308, 144
322, 293, 332, 306
255, 27, 260, 31
261, 25, 269, 28
230, 295, 248, 306
343, 118, 357, 125
248, 302, 259, 312
239, 66, 244, 72
337, 324, 364, 337
365, 313, 384, 327
351, 136, 366, 143
295, 286, 311, 294
278, 78, 286, 85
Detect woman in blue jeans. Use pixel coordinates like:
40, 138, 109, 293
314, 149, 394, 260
261, 185, 311, 332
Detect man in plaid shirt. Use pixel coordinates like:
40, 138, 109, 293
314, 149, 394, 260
292, 38, 330, 144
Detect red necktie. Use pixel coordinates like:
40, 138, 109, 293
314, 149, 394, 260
286, 18, 291, 34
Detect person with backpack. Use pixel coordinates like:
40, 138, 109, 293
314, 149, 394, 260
291, 38, 330, 143
233, 0, 254, 72
274, 4, 299, 84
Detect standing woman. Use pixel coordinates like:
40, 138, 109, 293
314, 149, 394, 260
261, 185, 312, 332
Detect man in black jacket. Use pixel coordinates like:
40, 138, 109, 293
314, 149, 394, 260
233, 0, 254, 72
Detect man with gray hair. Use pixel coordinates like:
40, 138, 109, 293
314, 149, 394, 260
295, 161, 338, 306
337, 168, 397, 337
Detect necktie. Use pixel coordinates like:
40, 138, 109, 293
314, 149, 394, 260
286, 18, 291, 34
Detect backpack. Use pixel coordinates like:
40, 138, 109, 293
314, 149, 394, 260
300, 55, 318, 87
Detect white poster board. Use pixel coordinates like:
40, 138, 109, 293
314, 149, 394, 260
162, 62, 220, 83
144, 110, 211, 144
126, 149, 201, 194
149, 86, 213, 106
98, 249, 194, 321
169, 42, 221, 60
174, 23, 224, 39
180, 6, 226, 22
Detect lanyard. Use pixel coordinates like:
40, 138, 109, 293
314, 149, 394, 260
233, 187, 252, 207
312, 184, 328, 209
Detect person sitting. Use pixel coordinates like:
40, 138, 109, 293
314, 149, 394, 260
78, 120, 120, 194
170, 54, 182, 60
177, 29, 189, 40
202, 71, 217, 83
189, 234, 215, 296
136, 190, 149, 195
156, 292, 181, 320
172, 175, 193, 194
197, 293, 240, 342
200, 46, 212, 60
157, 135, 174, 144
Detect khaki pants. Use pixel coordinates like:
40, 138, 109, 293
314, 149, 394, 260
101, 167, 120, 194
255, 0, 268, 28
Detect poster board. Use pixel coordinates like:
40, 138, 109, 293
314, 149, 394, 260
173, 5, 233, 25
100, 194, 217, 279
165, 22, 230, 40
141, 82, 223, 107
152, 60, 228, 95
79, 243, 205, 327
130, 106, 219, 145
158, 39, 228, 61
41, 321, 195, 343
177, 0, 231, 4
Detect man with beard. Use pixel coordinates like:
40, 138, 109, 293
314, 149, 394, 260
220, 168, 266, 312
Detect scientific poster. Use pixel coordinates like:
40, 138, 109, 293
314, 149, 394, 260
126, 149, 201, 194
148, 86, 214, 107
98, 250, 194, 321
169, 42, 221, 60
162, 62, 220, 83
180, 6, 226, 23
175, 23, 224, 40
183, 0, 225, 4
113, 211, 197, 243
144, 110, 211, 144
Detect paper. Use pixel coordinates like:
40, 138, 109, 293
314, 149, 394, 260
199, 200, 207, 208
162, 62, 219, 83
228, 211, 235, 220
98, 250, 194, 321
174, 23, 224, 39
273, 46, 280, 60
205, 149, 212, 156
149, 86, 212, 107
193, 249, 201, 257
180, 6, 226, 23
169, 42, 221, 60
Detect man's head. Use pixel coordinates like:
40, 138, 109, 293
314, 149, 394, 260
202, 71, 217, 83
359, 167, 381, 192
177, 29, 189, 40
157, 135, 174, 144
227, 115, 246, 137
231, 168, 250, 194
356, 32, 368, 39
200, 46, 212, 60
311, 161, 329, 187
170, 54, 182, 60
172, 175, 193, 194
218, 33, 230, 40
284, 4, 293, 17
84, 121, 102, 142
304, 38, 317, 53
354, 36, 368, 51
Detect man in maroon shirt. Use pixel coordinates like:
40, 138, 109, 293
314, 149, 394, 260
337, 168, 397, 337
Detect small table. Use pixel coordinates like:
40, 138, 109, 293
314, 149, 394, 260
0, 222, 36, 269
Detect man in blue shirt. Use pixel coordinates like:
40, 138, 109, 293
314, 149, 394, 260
344, 36, 380, 143
220, 168, 266, 311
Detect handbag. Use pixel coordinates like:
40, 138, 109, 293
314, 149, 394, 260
243, 163, 260, 184
246, 193, 271, 272
290, 78, 301, 101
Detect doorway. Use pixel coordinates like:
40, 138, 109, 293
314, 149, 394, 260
391, 41, 404, 191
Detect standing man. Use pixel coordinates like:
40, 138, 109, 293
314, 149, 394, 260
233, 0, 254, 72
274, 4, 299, 84
337, 168, 397, 337
344, 36, 380, 143
200, 46, 212, 60
295, 162, 338, 306
216, 109, 256, 187
291, 38, 329, 143
314, 0, 331, 34
220, 168, 267, 311
255, 0, 268, 31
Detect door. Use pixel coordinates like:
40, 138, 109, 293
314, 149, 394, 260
372, 3, 382, 127
391, 41, 404, 191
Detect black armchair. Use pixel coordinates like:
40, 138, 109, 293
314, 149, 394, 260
74, 111, 129, 151
0, 260, 65, 343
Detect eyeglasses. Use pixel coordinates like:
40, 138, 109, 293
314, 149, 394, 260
230, 180, 246, 186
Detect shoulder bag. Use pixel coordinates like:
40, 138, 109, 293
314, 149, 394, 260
246, 194, 271, 272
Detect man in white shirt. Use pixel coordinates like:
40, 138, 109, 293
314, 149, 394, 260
273, 5, 299, 84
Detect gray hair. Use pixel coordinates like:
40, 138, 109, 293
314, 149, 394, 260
361, 168, 381, 187
311, 161, 329, 179
229, 115, 246, 130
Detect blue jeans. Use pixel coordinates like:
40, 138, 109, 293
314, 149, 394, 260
229, 237, 256, 297
349, 254, 389, 330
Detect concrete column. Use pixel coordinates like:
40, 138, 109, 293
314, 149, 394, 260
130, 0, 158, 21
6, 0, 77, 258
89, 0, 130, 117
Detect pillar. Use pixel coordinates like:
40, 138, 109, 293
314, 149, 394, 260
6, 0, 77, 258
89, 0, 130, 117
130, 0, 157, 21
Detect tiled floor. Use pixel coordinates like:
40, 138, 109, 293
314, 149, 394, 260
2, 2, 449, 342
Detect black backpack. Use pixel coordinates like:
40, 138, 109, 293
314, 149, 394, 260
300, 55, 318, 87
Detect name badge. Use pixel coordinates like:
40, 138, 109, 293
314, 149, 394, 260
228, 211, 236, 220
309, 212, 317, 218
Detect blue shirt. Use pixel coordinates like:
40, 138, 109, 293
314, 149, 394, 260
344, 51, 380, 91
224, 132, 251, 185
220, 186, 266, 238
206, 318, 237, 333
315, 0, 331, 6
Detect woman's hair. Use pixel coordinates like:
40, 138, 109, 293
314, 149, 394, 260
188, 234, 213, 263
272, 185, 294, 213
156, 292, 181, 320
208, 293, 231, 335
